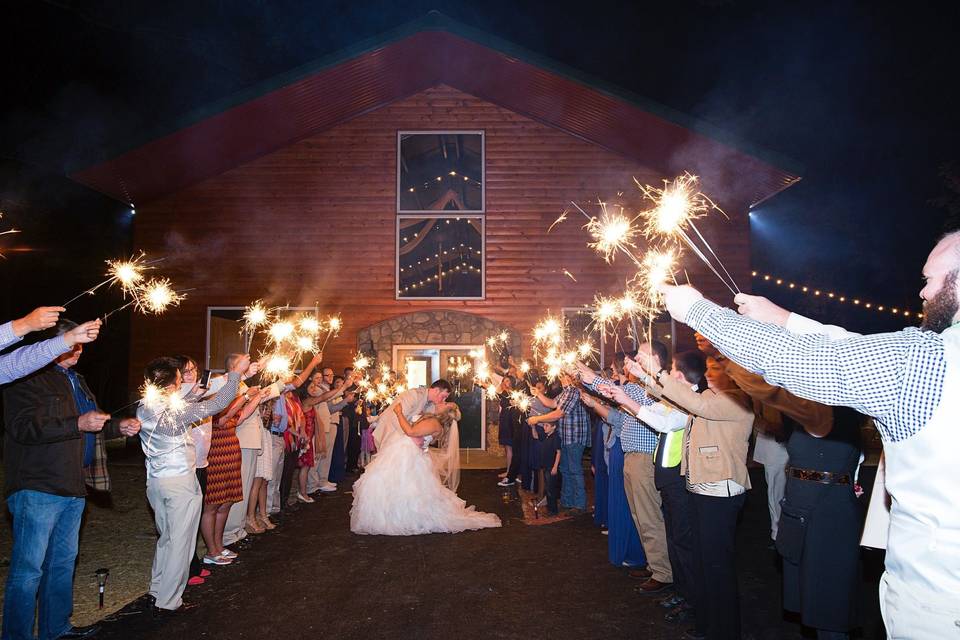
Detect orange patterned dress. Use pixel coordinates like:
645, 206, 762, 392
205, 414, 243, 505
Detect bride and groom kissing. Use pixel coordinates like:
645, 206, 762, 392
350, 379, 502, 535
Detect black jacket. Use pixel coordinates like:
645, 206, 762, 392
3, 364, 120, 498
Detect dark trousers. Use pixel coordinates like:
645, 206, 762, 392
544, 469, 560, 514
506, 416, 527, 484
189, 467, 208, 577
346, 417, 361, 471
657, 470, 697, 603
690, 491, 746, 640
278, 448, 298, 510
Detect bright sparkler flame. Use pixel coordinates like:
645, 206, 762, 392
136, 278, 183, 314
454, 361, 472, 377
326, 316, 342, 332
243, 301, 270, 328
509, 390, 532, 412
577, 341, 593, 358
519, 361, 531, 374
638, 173, 720, 239
107, 257, 147, 296
268, 321, 294, 344
295, 335, 315, 352
140, 381, 165, 411
365, 389, 378, 402
486, 336, 498, 348
485, 384, 499, 400
264, 354, 292, 381
139, 380, 186, 420
585, 204, 641, 263
298, 316, 320, 334
352, 355, 371, 371
498, 331, 509, 343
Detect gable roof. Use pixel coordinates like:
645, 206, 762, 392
70, 11, 801, 207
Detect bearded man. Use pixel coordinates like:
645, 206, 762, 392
658, 230, 960, 639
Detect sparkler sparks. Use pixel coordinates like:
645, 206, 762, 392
298, 316, 320, 334
637, 173, 717, 238
263, 354, 293, 382
547, 210, 568, 233
268, 321, 295, 344
64, 251, 154, 306
584, 205, 642, 263
509, 390, 533, 413
352, 354, 371, 371
135, 278, 184, 315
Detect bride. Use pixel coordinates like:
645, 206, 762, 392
350, 401, 502, 535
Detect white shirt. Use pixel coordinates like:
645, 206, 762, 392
138, 373, 240, 480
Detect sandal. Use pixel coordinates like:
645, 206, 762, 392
258, 515, 277, 530
245, 517, 265, 535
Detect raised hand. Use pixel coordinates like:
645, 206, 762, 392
13, 306, 65, 336
118, 417, 141, 436
733, 293, 790, 326
229, 354, 252, 375
658, 284, 705, 322
64, 319, 102, 346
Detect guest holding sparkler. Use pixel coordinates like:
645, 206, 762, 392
495, 374, 518, 485
137, 353, 253, 615
625, 343, 755, 640
3, 318, 140, 640
577, 356, 673, 593
201, 368, 269, 565
0, 306, 89, 385
527, 371, 591, 514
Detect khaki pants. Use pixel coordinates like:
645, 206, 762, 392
313, 426, 338, 487
623, 451, 673, 583
223, 448, 259, 545
146, 473, 203, 610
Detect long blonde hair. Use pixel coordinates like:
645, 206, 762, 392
420, 403, 461, 446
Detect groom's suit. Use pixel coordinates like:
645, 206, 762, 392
372, 387, 434, 450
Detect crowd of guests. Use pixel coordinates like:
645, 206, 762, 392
490, 334, 865, 640
1, 309, 380, 639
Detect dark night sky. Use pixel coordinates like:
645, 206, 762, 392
1, 0, 958, 339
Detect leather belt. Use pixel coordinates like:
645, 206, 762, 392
788, 466, 851, 485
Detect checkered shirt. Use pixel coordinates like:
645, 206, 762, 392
687, 299, 946, 443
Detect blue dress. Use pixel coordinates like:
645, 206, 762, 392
608, 434, 646, 567
592, 417, 609, 528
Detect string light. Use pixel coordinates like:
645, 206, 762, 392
750, 272, 922, 318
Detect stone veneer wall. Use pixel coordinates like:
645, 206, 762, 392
357, 310, 520, 365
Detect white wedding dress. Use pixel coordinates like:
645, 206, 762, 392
350, 431, 502, 535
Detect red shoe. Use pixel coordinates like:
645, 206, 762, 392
200, 569, 211, 578
187, 576, 205, 586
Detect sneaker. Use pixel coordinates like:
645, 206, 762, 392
497, 478, 515, 487
297, 492, 315, 503
202, 554, 231, 565
220, 549, 238, 559
319, 484, 337, 493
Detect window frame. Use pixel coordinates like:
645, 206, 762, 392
395, 215, 486, 300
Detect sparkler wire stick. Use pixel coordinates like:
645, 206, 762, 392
687, 220, 741, 294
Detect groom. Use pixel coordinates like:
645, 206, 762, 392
372, 379, 452, 449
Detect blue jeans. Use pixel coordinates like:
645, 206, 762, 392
3, 490, 85, 640
559, 443, 586, 509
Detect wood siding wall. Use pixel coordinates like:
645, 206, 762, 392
131, 85, 750, 387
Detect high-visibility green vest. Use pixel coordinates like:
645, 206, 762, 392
655, 428, 684, 468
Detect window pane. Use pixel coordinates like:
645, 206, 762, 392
398, 217, 483, 299
399, 132, 483, 212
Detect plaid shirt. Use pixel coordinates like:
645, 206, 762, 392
688, 299, 946, 443
0, 322, 71, 385
556, 385, 591, 446
586, 377, 658, 453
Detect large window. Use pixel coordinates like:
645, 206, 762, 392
397, 131, 484, 300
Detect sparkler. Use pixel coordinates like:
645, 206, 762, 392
509, 390, 533, 413
298, 316, 320, 334
268, 320, 295, 344
136, 278, 184, 315
319, 315, 342, 351
352, 354, 371, 371
263, 354, 293, 383
64, 251, 153, 307
637, 173, 740, 295
242, 301, 274, 351
583, 204, 643, 265
485, 384, 499, 401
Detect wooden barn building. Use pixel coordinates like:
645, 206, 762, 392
71, 14, 799, 448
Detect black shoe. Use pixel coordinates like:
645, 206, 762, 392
665, 605, 696, 625
57, 626, 100, 639
152, 601, 198, 618
682, 628, 707, 640
658, 593, 684, 609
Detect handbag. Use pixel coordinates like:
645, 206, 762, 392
775, 499, 810, 564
